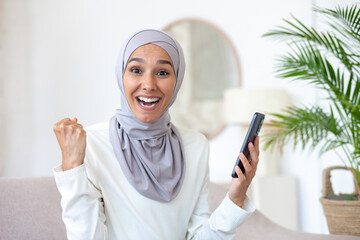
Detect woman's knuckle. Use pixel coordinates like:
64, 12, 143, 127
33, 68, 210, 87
59, 123, 66, 130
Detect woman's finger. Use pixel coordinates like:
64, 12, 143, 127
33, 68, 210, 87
248, 142, 259, 166
239, 152, 252, 174
60, 118, 72, 123
234, 165, 245, 181
254, 136, 260, 156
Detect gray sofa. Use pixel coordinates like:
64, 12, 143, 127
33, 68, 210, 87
0, 177, 359, 240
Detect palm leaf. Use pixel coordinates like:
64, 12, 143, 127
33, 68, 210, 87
264, 5, 360, 73
315, 4, 360, 73
276, 42, 360, 121
316, 4, 360, 41
263, 106, 345, 153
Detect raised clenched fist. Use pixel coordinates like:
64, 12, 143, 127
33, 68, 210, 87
53, 117, 86, 171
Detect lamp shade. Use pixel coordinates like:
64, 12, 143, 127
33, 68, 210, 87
224, 88, 291, 125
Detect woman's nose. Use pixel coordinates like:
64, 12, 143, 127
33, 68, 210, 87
141, 74, 156, 91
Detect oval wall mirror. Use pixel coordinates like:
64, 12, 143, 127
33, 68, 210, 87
163, 19, 241, 138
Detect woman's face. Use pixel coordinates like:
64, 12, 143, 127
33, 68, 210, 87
123, 44, 176, 123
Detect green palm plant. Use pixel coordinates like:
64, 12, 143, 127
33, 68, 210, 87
263, 4, 360, 193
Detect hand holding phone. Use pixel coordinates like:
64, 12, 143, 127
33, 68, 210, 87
231, 112, 265, 178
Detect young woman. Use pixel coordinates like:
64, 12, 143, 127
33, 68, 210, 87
53, 29, 259, 240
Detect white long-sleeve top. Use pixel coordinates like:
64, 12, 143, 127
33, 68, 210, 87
53, 121, 255, 240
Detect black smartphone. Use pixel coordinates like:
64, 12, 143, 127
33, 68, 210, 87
231, 112, 265, 178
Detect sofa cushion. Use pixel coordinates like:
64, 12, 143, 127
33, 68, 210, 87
0, 177, 66, 240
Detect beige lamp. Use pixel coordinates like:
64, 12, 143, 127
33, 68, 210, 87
224, 88, 291, 125
223, 88, 291, 175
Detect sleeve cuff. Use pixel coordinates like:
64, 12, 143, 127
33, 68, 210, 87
53, 163, 85, 175
224, 193, 256, 217
209, 193, 256, 232
53, 163, 87, 186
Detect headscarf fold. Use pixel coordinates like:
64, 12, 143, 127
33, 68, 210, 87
109, 29, 186, 202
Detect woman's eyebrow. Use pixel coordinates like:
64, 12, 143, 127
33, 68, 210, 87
157, 60, 173, 67
128, 57, 145, 63
128, 58, 172, 67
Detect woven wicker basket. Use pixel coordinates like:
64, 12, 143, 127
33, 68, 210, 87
319, 166, 360, 236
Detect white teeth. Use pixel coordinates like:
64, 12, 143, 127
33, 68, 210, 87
138, 97, 159, 103
139, 101, 157, 108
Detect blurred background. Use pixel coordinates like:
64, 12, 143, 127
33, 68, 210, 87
0, 0, 357, 235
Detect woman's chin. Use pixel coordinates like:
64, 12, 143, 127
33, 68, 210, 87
134, 112, 161, 123
132, 100, 165, 123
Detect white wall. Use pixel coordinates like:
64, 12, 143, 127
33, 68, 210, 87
0, 0, 313, 175
1, 0, 356, 234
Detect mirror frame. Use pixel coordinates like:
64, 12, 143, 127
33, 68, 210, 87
163, 18, 242, 87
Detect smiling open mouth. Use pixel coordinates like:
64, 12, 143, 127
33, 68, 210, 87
137, 96, 160, 108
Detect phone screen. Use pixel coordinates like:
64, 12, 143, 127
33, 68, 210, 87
231, 112, 265, 178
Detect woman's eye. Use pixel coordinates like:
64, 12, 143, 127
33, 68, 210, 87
130, 68, 141, 74
157, 70, 168, 76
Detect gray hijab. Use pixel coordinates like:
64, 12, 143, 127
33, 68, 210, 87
109, 29, 186, 202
